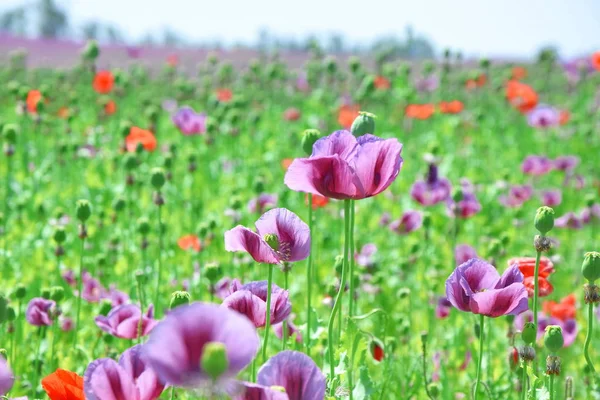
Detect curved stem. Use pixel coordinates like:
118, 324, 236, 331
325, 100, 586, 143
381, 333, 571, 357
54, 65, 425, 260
306, 195, 313, 357
32, 327, 44, 395
262, 264, 274, 362
154, 204, 163, 314
348, 200, 355, 317
327, 199, 351, 393
474, 314, 485, 400
584, 301, 596, 374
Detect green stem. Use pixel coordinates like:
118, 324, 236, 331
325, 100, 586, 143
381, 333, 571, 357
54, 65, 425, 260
306, 195, 313, 357
474, 314, 485, 400
327, 199, 351, 394
262, 264, 274, 362
169, 386, 174, 400
155, 203, 163, 314
348, 200, 355, 317
521, 361, 528, 400
32, 327, 44, 395
548, 373, 554, 400
282, 270, 289, 350
583, 301, 596, 374
48, 319, 58, 372
3, 155, 11, 274
532, 250, 541, 333
74, 235, 85, 349
136, 277, 145, 345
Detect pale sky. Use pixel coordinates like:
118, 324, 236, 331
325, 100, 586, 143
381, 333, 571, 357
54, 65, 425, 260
2, 0, 599, 58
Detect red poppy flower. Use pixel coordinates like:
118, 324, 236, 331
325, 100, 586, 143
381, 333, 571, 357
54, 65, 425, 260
167, 54, 179, 67
439, 100, 464, 114
559, 110, 570, 125
371, 341, 384, 362
337, 104, 360, 129
57, 107, 70, 119
178, 235, 202, 252
405, 104, 435, 120
508, 256, 554, 297
305, 193, 329, 209
592, 51, 600, 72
505, 80, 538, 113
104, 100, 117, 115
283, 107, 301, 121
543, 294, 576, 321
27, 89, 42, 113
42, 369, 85, 400
125, 126, 157, 152
511, 66, 527, 80
374, 75, 391, 90
465, 73, 487, 90
93, 71, 114, 94
216, 88, 233, 103
281, 158, 293, 171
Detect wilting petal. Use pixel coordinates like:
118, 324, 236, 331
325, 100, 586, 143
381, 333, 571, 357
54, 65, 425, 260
353, 135, 403, 198
224, 226, 280, 264
84, 358, 137, 400
221, 291, 267, 327
469, 283, 529, 317
255, 208, 310, 263
257, 351, 326, 400
284, 156, 359, 200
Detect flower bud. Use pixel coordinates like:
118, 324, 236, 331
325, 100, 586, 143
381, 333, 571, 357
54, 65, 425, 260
150, 168, 166, 190
6, 306, 15, 322
370, 338, 385, 362
82, 39, 100, 60
452, 188, 463, 203
544, 325, 564, 353
534, 206, 555, 236
263, 234, 279, 251
170, 291, 191, 309
582, 251, 600, 283
49, 286, 65, 303
301, 129, 321, 156
134, 269, 147, 285
350, 112, 376, 137
2, 124, 18, 145
204, 263, 222, 282
53, 227, 66, 244
98, 299, 113, 316
75, 199, 92, 223
14, 284, 26, 299
428, 382, 441, 398
112, 197, 126, 213
522, 322, 536, 345
137, 217, 151, 236
201, 341, 229, 380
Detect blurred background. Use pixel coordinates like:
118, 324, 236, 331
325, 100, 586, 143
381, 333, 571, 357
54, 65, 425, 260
1, 0, 599, 69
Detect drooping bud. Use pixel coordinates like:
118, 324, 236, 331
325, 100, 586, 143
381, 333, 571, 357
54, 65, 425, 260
50, 287, 65, 303
301, 129, 321, 155
201, 341, 229, 380
522, 322, 536, 345
350, 112, 376, 137
534, 206, 555, 236
582, 251, 600, 283
544, 325, 564, 353
75, 199, 92, 223
170, 291, 191, 309
150, 168, 166, 190
263, 234, 279, 251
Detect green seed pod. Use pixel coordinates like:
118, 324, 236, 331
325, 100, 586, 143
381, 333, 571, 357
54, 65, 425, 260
397, 288, 411, 299
50, 286, 65, 303
53, 227, 66, 244
82, 39, 100, 60
522, 322, 536, 345
76, 199, 92, 222
479, 58, 490, 69
253, 177, 265, 194
163, 153, 173, 169
2, 124, 19, 145
350, 112, 376, 137
150, 168, 166, 190
428, 382, 441, 398
134, 269, 147, 285
14, 284, 26, 299
112, 197, 126, 213
582, 251, 600, 283
534, 206, 555, 236
170, 291, 191, 309
544, 325, 564, 353
201, 342, 229, 380
6, 306, 15, 322
124, 153, 137, 171
301, 129, 321, 156
137, 217, 151, 236
204, 263, 222, 283
41, 288, 51, 299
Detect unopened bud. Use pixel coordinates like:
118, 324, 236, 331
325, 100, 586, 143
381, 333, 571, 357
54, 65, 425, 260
544, 325, 564, 353
301, 129, 321, 155
170, 291, 191, 309
150, 168, 166, 190
75, 199, 92, 223
534, 206, 555, 236
350, 112, 376, 136
582, 251, 600, 283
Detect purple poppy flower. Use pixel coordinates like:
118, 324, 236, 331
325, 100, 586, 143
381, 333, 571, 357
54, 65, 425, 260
80, 272, 107, 303
126, 46, 142, 59
561, 319, 578, 347
540, 189, 562, 207
62, 269, 76, 286
273, 315, 302, 344
248, 194, 278, 214
95, 304, 158, 339
447, 184, 481, 219
161, 99, 178, 114
222, 281, 291, 327
553, 156, 579, 172
284, 130, 403, 200
257, 351, 326, 400
410, 164, 452, 206
214, 277, 242, 300
414, 75, 439, 93
435, 297, 452, 319
526, 105, 560, 128
172, 106, 207, 136
144, 302, 260, 388
60, 316, 73, 331
379, 212, 391, 226
455, 244, 477, 266
555, 212, 584, 229
562, 58, 593, 82
224, 208, 310, 264
26, 298, 56, 326
581, 204, 600, 224
0, 356, 14, 396
106, 285, 130, 307
521, 155, 553, 176
84, 345, 165, 400
234, 382, 288, 400
389, 210, 423, 234
499, 185, 533, 208
445, 259, 528, 317
355, 243, 377, 268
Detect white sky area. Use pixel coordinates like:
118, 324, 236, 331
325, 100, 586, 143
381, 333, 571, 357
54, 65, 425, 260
2, 0, 599, 58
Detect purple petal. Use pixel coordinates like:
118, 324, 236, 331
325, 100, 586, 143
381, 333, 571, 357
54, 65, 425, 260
470, 283, 529, 317
311, 130, 357, 160
224, 226, 280, 264
84, 358, 137, 400
221, 291, 267, 328
352, 136, 403, 198
255, 208, 310, 263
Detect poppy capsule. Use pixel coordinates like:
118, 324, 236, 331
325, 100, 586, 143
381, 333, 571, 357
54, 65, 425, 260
370, 339, 385, 362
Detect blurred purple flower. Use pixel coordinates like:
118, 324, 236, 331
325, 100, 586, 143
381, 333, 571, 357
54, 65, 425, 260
447, 183, 481, 219
379, 212, 391, 226
435, 297, 452, 319
84, 344, 165, 400
445, 259, 528, 317
355, 243, 377, 268
257, 351, 326, 400
144, 302, 259, 388
514, 311, 577, 347
172, 106, 207, 136
26, 298, 55, 326
553, 156, 579, 172
414, 75, 439, 93
95, 304, 158, 339
234, 382, 288, 399
60, 316, 73, 331
0, 356, 14, 396
225, 208, 310, 264
107, 285, 130, 307
126, 46, 142, 59
540, 189, 562, 207
161, 99, 178, 114
273, 315, 302, 344
222, 281, 291, 327
499, 184, 533, 208
455, 244, 477, 266
555, 212, 584, 229
247, 194, 278, 214
521, 155, 553, 176
411, 164, 452, 206
214, 277, 242, 300
526, 105, 559, 128
389, 210, 423, 234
